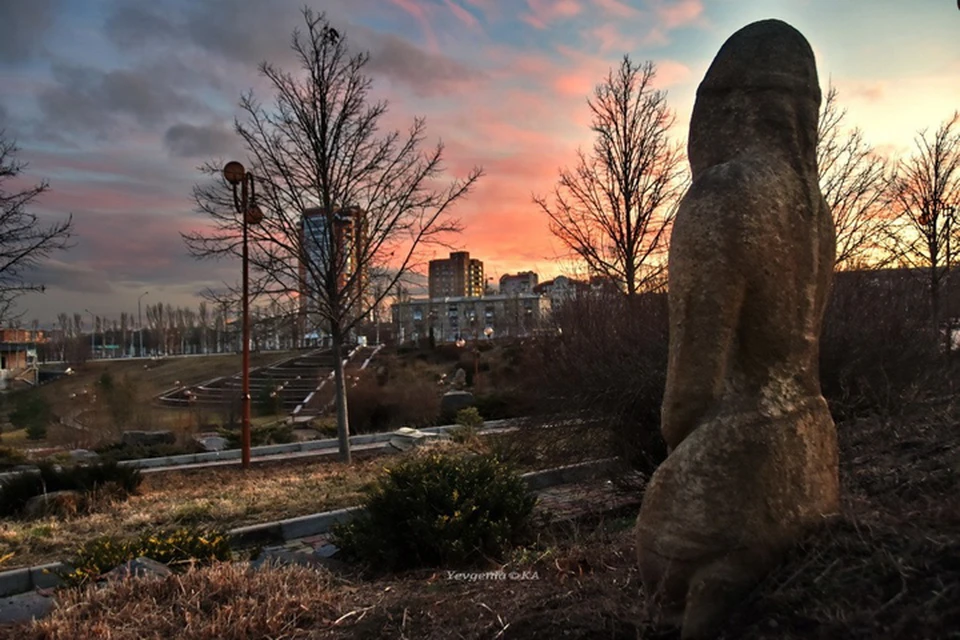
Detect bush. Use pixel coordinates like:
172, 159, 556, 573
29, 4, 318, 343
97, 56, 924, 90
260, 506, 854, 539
455, 407, 484, 429
333, 452, 535, 571
256, 385, 283, 417
216, 423, 294, 448
95, 440, 206, 462
63, 526, 232, 586
525, 291, 669, 476
9, 393, 52, 441
0, 461, 143, 517
820, 270, 948, 419
0, 445, 27, 471
347, 375, 440, 433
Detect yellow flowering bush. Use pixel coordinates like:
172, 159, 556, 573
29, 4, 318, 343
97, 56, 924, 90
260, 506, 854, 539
332, 452, 535, 570
62, 527, 232, 586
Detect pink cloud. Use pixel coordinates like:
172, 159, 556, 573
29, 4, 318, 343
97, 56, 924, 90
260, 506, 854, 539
442, 0, 481, 29
522, 0, 583, 29
386, 0, 440, 50
593, 0, 640, 18
652, 0, 703, 29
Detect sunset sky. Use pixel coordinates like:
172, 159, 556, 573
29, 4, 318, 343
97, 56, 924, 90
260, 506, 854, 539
2, 0, 959, 325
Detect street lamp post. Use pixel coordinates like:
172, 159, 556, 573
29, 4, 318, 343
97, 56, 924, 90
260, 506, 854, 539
138, 291, 149, 358
223, 161, 264, 470
84, 309, 95, 360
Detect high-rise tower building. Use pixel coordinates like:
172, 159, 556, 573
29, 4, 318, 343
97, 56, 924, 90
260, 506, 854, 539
428, 251, 484, 298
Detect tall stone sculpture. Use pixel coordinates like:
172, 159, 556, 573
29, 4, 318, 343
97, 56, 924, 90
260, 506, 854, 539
635, 19, 839, 639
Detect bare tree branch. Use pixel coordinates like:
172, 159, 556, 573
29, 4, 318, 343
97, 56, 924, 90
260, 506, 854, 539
817, 85, 896, 270
183, 9, 482, 463
534, 57, 685, 296
886, 112, 960, 327
0, 131, 74, 323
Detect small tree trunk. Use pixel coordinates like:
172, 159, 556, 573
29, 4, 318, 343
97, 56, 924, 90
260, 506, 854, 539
331, 327, 352, 464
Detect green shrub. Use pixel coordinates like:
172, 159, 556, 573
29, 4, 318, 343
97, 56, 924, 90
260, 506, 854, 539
217, 423, 294, 448
256, 385, 283, 417
94, 441, 205, 462
0, 446, 27, 471
455, 407, 484, 429
0, 461, 142, 517
63, 526, 232, 586
9, 393, 52, 441
332, 452, 535, 571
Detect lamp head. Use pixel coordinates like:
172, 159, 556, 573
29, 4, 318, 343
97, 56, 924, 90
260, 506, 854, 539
246, 203, 264, 225
223, 161, 246, 186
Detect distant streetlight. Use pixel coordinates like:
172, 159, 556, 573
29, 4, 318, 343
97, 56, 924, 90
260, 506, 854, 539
138, 291, 149, 358
223, 160, 264, 470
84, 309, 95, 359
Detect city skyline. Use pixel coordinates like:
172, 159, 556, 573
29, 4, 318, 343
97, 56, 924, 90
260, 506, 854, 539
2, 0, 959, 323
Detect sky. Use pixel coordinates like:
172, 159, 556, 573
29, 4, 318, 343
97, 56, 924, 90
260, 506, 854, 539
1, 0, 958, 326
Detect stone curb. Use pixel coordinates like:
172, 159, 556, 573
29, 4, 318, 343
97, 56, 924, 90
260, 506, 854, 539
0, 563, 71, 599
0, 419, 518, 481
0, 458, 615, 597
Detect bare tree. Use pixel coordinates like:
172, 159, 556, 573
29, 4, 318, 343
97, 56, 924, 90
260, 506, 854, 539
184, 9, 482, 463
534, 57, 684, 296
0, 132, 73, 322
888, 112, 960, 326
817, 85, 895, 270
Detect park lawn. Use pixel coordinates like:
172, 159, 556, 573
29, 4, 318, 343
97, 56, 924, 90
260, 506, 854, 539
0, 453, 384, 570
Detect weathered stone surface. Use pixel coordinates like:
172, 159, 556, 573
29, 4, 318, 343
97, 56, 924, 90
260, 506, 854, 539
197, 435, 229, 452
121, 430, 176, 447
68, 449, 100, 463
389, 427, 451, 452
102, 556, 173, 582
440, 390, 475, 419
635, 19, 839, 639
23, 490, 84, 519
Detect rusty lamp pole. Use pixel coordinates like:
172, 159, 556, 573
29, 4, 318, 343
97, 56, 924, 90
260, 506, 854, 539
223, 161, 264, 469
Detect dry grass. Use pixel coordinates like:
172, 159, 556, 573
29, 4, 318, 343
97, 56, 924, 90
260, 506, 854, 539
0, 455, 384, 570
21, 563, 342, 640
12, 395, 960, 639
18, 516, 646, 640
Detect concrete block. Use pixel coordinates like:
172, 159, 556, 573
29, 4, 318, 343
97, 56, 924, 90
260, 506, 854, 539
228, 522, 284, 548
0, 568, 31, 598
30, 563, 68, 590
279, 507, 365, 540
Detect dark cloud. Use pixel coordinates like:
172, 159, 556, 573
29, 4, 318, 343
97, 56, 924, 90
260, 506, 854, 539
102, 0, 482, 98
0, 0, 58, 63
164, 123, 239, 158
36, 63, 204, 135
30, 260, 114, 295
357, 31, 486, 97
104, 0, 303, 67
104, 4, 177, 50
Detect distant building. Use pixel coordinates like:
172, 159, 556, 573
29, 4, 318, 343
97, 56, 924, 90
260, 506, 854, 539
428, 251, 484, 298
499, 271, 539, 295
392, 293, 550, 343
0, 328, 42, 389
534, 275, 589, 304
298, 206, 368, 334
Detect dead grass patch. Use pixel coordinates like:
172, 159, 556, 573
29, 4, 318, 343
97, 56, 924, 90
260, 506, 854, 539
0, 455, 384, 569
23, 563, 341, 640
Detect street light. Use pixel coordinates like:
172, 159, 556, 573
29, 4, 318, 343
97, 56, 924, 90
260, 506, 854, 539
223, 160, 264, 470
138, 291, 149, 358
84, 309, 95, 360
